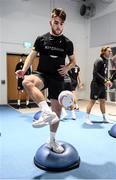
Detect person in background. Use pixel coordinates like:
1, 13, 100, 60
68, 64, 84, 110
111, 54, 116, 70
15, 8, 76, 153
61, 65, 83, 120
85, 46, 114, 125
15, 54, 31, 108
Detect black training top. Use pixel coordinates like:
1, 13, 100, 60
92, 55, 109, 84
33, 32, 74, 77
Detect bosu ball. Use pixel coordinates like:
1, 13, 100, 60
34, 141, 80, 172
33, 111, 80, 171
108, 123, 116, 138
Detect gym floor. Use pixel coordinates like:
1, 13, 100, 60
0, 100, 116, 179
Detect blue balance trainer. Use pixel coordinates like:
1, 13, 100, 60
108, 123, 116, 138
34, 141, 80, 172
33, 111, 80, 171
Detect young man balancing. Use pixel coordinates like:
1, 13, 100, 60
15, 8, 76, 153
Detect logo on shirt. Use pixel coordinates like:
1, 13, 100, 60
45, 46, 64, 52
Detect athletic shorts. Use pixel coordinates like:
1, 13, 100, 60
17, 78, 24, 90
34, 72, 65, 100
64, 75, 72, 91
71, 79, 77, 91
90, 81, 106, 100
64, 75, 77, 91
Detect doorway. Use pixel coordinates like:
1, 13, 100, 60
7, 53, 38, 106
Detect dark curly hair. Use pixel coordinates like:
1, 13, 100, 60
51, 8, 66, 22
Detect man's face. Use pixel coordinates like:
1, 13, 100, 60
50, 16, 64, 36
104, 48, 112, 59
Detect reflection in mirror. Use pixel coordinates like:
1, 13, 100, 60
108, 47, 116, 102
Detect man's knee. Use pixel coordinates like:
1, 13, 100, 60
22, 78, 31, 89
23, 76, 44, 90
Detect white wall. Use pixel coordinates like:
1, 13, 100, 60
0, 0, 88, 104
85, 0, 116, 100
93, 0, 116, 18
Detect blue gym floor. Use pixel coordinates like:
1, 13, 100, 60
0, 105, 116, 179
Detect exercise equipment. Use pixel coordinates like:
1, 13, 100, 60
34, 141, 80, 172
33, 111, 42, 121
108, 123, 116, 138
58, 90, 74, 108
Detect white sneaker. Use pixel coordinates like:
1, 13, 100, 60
32, 111, 59, 128
103, 116, 113, 124
60, 108, 67, 119
85, 118, 93, 125
72, 110, 76, 120
49, 139, 64, 154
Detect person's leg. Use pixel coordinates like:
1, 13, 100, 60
23, 74, 45, 103
17, 78, 24, 108
25, 93, 31, 108
72, 89, 79, 110
99, 85, 112, 123
23, 75, 59, 127
99, 99, 112, 123
99, 99, 105, 114
17, 90, 22, 108
49, 99, 64, 153
86, 99, 96, 124
45, 77, 65, 153
85, 81, 97, 124
86, 99, 96, 113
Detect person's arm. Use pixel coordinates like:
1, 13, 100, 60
66, 54, 76, 71
22, 50, 37, 73
77, 72, 84, 89
58, 54, 76, 76
15, 50, 37, 78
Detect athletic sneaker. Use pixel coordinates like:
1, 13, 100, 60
103, 116, 113, 124
72, 110, 76, 120
85, 118, 93, 125
32, 111, 59, 128
60, 107, 67, 119
49, 139, 64, 153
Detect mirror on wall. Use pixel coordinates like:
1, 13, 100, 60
108, 47, 116, 102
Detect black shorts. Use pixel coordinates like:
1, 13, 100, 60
90, 81, 106, 100
17, 78, 24, 90
71, 79, 77, 91
64, 75, 77, 91
64, 75, 72, 91
35, 73, 65, 100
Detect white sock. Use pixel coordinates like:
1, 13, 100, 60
26, 100, 29, 105
38, 100, 52, 112
50, 132, 56, 141
61, 107, 67, 119
17, 100, 20, 105
102, 113, 106, 119
86, 113, 90, 119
